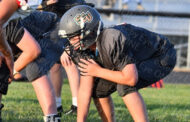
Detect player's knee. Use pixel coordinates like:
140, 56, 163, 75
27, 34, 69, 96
26, 62, 42, 81
50, 63, 61, 73
117, 85, 137, 97
128, 77, 138, 86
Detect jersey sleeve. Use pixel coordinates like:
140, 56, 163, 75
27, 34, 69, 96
98, 28, 135, 71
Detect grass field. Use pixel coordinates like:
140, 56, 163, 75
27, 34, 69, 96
2, 80, 190, 122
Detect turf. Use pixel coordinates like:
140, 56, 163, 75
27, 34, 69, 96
2, 81, 190, 122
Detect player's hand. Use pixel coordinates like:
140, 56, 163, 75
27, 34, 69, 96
60, 51, 72, 67
78, 59, 101, 76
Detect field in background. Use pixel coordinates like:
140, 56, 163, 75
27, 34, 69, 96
2, 81, 190, 122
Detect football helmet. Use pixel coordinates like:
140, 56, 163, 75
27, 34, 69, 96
59, 5, 103, 50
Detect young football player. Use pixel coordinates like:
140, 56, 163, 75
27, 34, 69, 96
4, 11, 62, 121
0, 0, 29, 121
58, 5, 176, 122
39, 0, 94, 115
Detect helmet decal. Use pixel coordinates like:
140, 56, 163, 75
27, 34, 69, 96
74, 11, 93, 25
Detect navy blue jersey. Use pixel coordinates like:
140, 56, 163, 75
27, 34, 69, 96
96, 24, 174, 70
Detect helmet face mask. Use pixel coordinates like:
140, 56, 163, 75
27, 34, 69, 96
59, 5, 103, 51
64, 31, 96, 51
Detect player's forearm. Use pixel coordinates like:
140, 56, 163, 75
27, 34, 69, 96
14, 51, 40, 72
95, 67, 138, 86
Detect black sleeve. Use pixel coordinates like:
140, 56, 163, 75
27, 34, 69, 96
98, 29, 135, 70
4, 18, 24, 45
4, 18, 24, 59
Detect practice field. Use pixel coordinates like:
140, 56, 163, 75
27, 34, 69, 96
2, 81, 190, 122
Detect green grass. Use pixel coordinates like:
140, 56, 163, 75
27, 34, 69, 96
2, 81, 190, 122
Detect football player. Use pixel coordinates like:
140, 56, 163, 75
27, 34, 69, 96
58, 5, 176, 122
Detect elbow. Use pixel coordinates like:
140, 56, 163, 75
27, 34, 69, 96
34, 47, 41, 58
31, 46, 41, 59
123, 75, 138, 86
128, 76, 138, 86
36, 47, 41, 57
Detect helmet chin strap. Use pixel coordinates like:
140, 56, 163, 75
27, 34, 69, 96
79, 17, 85, 50
95, 21, 102, 42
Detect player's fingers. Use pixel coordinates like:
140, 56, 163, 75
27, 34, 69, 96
65, 58, 69, 66
80, 59, 89, 64
78, 63, 86, 69
8, 78, 12, 84
60, 58, 65, 66
88, 59, 97, 64
67, 58, 72, 65
79, 71, 87, 76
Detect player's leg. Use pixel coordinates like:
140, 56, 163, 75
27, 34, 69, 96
77, 76, 93, 122
117, 84, 148, 122
92, 79, 117, 122
0, 61, 10, 122
123, 91, 148, 122
32, 75, 60, 121
64, 63, 79, 115
49, 63, 63, 114
0, 94, 3, 122
93, 96, 115, 122
60, 51, 80, 115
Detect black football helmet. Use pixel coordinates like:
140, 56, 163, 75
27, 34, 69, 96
58, 5, 103, 51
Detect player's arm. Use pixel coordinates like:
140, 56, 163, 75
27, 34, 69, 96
78, 59, 138, 86
0, 0, 19, 77
14, 29, 41, 72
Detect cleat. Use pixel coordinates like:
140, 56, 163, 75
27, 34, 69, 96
64, 105, 77, 115
57, 106, 63, 117
43, 114, 61, 122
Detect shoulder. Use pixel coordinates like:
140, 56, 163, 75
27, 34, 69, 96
102, 27, 122, 36
100, 27, 123, 42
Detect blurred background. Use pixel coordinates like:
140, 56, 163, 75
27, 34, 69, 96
85, 0, 190, 84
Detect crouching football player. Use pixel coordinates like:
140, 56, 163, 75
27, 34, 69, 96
58, 5, 176, 122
